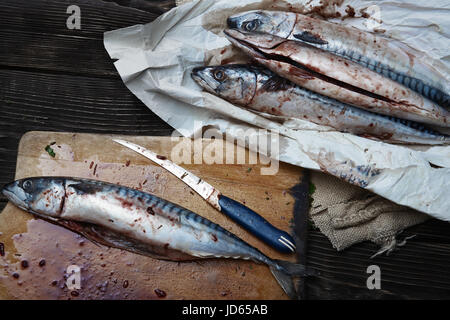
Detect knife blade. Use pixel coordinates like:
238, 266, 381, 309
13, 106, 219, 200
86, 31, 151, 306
113, 139, 296, 253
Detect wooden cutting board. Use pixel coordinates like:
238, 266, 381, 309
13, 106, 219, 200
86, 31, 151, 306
0, 131, 306, 300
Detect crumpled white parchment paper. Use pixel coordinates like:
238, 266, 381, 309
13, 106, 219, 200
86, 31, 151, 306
104, 0, 450, 220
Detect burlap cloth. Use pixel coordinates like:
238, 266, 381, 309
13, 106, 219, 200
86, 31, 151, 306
310, 172, 428, 256
174, 0, 430, 255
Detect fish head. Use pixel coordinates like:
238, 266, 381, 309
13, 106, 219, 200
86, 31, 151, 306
223, 29, 315, 82
227, 10, 296, 39
191, 65, 257, 105
2, 177, 65, 217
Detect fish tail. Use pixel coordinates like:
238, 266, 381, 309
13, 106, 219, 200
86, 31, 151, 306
268, 259, 316, 299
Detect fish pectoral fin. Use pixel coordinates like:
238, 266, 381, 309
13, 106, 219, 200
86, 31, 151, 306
68, 182, 104, 195
261, 75, 294, 92
293, 31, 328, 45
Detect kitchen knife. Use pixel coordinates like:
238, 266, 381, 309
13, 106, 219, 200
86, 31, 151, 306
113, 139, 296, 253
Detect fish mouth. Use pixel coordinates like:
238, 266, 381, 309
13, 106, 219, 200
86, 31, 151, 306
191, 66, 220, 94
191, 67, 203, 83
1, 183, 28, 211
2, 182, 15, 199
191, 67, 209, 88
224, 29, 395, 103
224, 29, 283, 52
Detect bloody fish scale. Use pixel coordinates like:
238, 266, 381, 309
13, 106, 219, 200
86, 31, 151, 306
192, 64, 449, 145
227, 10, 450, 109
223, 29, 450, 127
2, 176, 311, 299
227, 10, 450, 110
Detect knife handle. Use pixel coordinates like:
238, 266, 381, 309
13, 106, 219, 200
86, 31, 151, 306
218, 195, 296, 254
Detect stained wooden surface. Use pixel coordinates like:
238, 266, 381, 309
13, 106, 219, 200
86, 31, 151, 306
0, 0, 449, 300
0, 132, 304, 299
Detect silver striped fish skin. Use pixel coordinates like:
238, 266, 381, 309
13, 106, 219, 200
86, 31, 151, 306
224, 29, 450, 127
191, 64, 449, 145
227, 10, 450, 109
1, 177, 310, 298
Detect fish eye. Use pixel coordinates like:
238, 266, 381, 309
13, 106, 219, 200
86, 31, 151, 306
213, 69, 226, 81
22, 180, 33, 192
243, 19, 259, 32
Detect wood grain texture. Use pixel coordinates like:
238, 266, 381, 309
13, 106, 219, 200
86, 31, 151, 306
0, 0, 169, 76
307, 225, 450, 299
1, 0, 449, 300
0, 131, 303, 300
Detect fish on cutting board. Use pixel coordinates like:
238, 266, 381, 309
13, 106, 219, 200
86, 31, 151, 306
227, 10, 450, 109
191, 64, 450, 145
223, 29, 450, 127
113, 138, 297, 253
1, 176, 314, 299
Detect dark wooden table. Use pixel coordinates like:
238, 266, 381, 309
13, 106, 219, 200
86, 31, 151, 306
1, 0, 450, 299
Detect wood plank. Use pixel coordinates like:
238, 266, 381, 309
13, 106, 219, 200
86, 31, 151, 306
0, 69, 173, 134
103, 0, 175, 15
0, 31, 118, 76
0, 0, 174, 76
0, 69, 173, 190
1, 68, 450, 300
306, 229, 450, 299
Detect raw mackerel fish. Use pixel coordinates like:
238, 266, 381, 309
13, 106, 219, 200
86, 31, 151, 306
224, 29, 450, 127
192, 64, 449, 145
1, 177, 311, 299
227, 10, 450, 109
